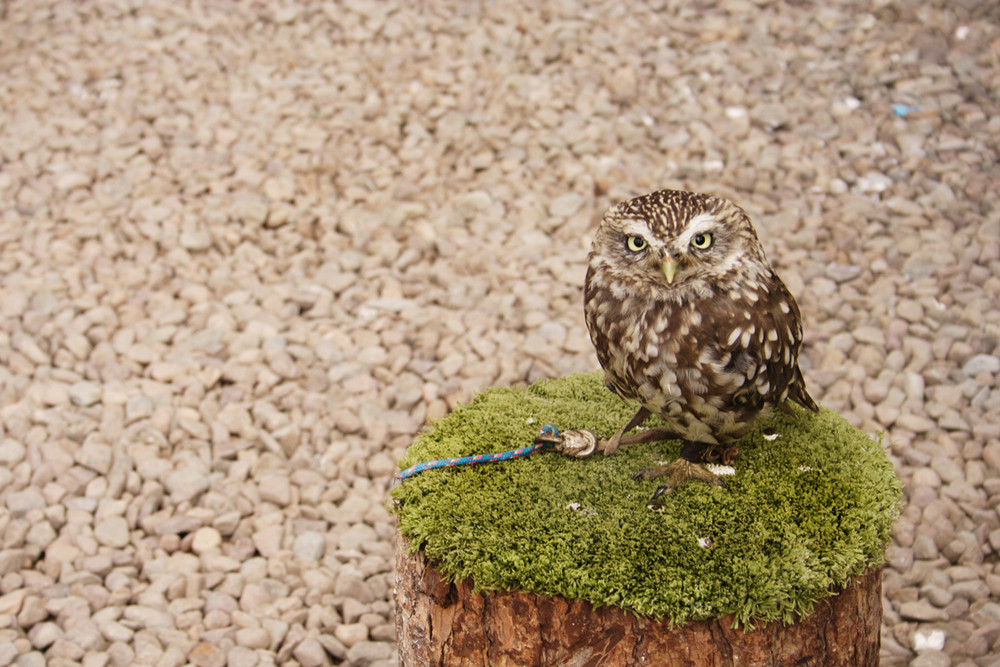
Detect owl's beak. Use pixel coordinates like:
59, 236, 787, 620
661, 258, 678, 284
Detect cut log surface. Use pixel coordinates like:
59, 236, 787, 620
395, 534, 882, 667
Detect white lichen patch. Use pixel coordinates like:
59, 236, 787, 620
705, 464, 736, 476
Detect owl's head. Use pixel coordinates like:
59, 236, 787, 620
590, 190, 768, 294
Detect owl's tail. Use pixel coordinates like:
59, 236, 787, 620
789, 366, 820, 412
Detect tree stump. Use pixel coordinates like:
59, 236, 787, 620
395, 534, 882, 667
391, 374, 901, 666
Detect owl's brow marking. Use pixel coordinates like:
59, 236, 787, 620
620, 218, 654, 240
676, 213, 718, 246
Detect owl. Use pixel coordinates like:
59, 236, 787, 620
584, 189, 818, 496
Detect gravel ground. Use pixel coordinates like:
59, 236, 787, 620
0, 1, 998, 666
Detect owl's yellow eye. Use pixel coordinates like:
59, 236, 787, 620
626, 236, 647, 252
691, 233, 713, 249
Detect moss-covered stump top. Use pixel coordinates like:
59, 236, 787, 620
392, 373, 902, 627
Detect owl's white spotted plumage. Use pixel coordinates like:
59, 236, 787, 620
584, 189, 818, 495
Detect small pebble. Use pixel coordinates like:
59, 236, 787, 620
251, 526, 284, 559
6, 489, 46, 516
75, 440, 113, 475
164, 468, 210, 503
909, 650, 951, 667
345, 641, 393, 665
334, 622, 369, 648
226, 646, 259, 667
900, 600, 949, 622
191, 527, 223, 554
292, 637, 332, 667
69, 381, 103, 407
235, 627, 272, 650
93, 517, 130, 548
293, 532, 326, 561
548, 192, 586, 218
962, 354, 999, 376
187, 642, 226, 667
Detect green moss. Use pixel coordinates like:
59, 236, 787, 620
392, 372, 902, 627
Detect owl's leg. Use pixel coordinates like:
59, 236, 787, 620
702, 444, 742, 466
599, 407, 650, 456
632, 440, 725, 497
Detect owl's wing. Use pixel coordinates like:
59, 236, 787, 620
718, 274, 816, 412
770, 278, 819, 413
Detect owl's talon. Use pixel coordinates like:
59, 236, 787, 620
633, 458, 725, 496
652, 484, 673, 499
721, 446, 741, 466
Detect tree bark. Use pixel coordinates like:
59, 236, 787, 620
394, 534, 882, 667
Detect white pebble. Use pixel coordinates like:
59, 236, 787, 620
164, 468, 210, 502
191, 527, 223, 554
75, 439, 113, 475
548, 192, 585, 218
235, 627, 272, 650
0, 439, 25, 466
963, 354, 999, 376
293, 532, 326, 561
334, 622, 369, 648
252, 525, 284, 558
293, 637, 333, 667
27, 621, 63, 649
54, 171, 91, 192
188, 642, 226, 667
912, 628, 946, 652
179, 228, 213, 251
230, 195, 269, 226
257, 474, 292, 506
69, 381, 103, 407
6, 488, 46, 515
94, 517, 130, 548
263, 176, 295, 202
338, 524, 377, 552
226, 646, 260, 667
855, 172, 893, 193
142, 205, 172, 224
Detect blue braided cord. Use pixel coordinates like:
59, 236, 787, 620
396, 424, 561, 480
